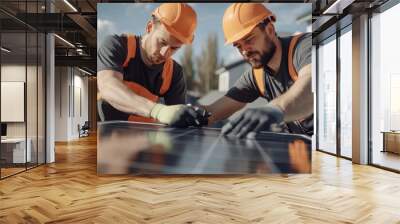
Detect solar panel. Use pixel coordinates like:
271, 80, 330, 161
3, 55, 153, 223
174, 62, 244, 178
97, 121, 312, 175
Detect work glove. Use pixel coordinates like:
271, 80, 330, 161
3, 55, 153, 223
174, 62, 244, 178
221, 104, 284, 138
150, 104, 202, 128
188, 105, 211, 127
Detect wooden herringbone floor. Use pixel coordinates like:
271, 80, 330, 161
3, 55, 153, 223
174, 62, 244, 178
1, 134, 400, 224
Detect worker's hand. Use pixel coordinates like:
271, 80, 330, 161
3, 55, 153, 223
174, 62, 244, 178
150, 104, 200, 128
189, 105, 211, 127
221, 104, 284, 138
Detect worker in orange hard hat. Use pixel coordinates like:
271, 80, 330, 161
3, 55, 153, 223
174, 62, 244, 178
202, 3, 313, 137
97, 3, 206, 127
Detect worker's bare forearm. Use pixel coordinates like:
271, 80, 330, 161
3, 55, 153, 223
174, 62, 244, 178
202, 104, 224, 125
202, 96, 246, 125
97, 70, 156, 117
270, 64, 313, 122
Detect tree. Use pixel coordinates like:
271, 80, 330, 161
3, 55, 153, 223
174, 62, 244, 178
179, 45, 199, 92
196, 33, 224, 94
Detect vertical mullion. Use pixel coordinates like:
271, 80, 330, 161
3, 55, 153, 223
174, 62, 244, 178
68, 69, 71, 118
73, 68, 75, 118
60, 66, 62, 117
316, 44, 319, 151
25, 0, 28, 171
338, 37, 341, 157
367, 11, 373, 165
36, 0, 39, 167
44, 35, 47, 164
44, 0, 47, 164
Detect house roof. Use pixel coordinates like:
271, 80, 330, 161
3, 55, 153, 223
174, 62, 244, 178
215, 59, 248, 75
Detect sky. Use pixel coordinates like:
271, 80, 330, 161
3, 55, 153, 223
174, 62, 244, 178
97, 3, 311, 66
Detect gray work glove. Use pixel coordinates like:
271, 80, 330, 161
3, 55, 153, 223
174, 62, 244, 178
221, 104, 284, 138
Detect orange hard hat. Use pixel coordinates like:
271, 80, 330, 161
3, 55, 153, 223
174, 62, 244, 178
153, 3, 197, 44
222, 3, 276, 45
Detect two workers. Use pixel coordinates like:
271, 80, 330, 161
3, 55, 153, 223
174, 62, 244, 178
97, 3, 313, 137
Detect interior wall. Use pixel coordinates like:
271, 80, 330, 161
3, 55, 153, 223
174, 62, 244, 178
54, 66, 89, 141
71, 72, 89, 138
54, 66, 69, 141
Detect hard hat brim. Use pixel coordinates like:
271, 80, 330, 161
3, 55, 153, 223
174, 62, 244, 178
224, 23, 258, 45
161, 21, 194, 44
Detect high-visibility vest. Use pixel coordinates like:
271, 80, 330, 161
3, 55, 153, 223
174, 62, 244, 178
252, 34, 303, 96
122, 34, 174, 123
252, 34, 313, 135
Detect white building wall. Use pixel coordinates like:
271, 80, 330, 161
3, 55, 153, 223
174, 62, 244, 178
217, 62, 251, 92
218, 71, 229, 91
54, 67, 89, 141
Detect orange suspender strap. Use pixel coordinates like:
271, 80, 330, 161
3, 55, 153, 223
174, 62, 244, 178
123, 35, 136, 68
121, 34, 157, 123
128, 116, 157, 123
124, 81, 158, 123
253, 68, 266, 96
122, 34, 174, 96
252, 34, 304, 97
129, 60, 173, 121
123, 81, 160, 102
287, 34, 304, 82
159, 58, 174, 95
120, 34, 174, 122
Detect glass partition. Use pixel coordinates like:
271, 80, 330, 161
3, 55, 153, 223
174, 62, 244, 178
370, 3, 400, 171
0, 1, 46, 179
317, 35, 337, 155
1, 30, 28, 177
339, 27, 352, 158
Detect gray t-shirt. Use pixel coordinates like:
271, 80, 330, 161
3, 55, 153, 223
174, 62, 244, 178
225, 33, 313, 136
226, 33, 312, 103
97, 34, 187, 105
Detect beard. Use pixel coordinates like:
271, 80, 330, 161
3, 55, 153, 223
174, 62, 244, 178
246, 35, 276, 69
260, 42, 276, 67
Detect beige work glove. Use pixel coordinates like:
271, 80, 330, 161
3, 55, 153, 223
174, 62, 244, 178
150, 104, 199, 128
